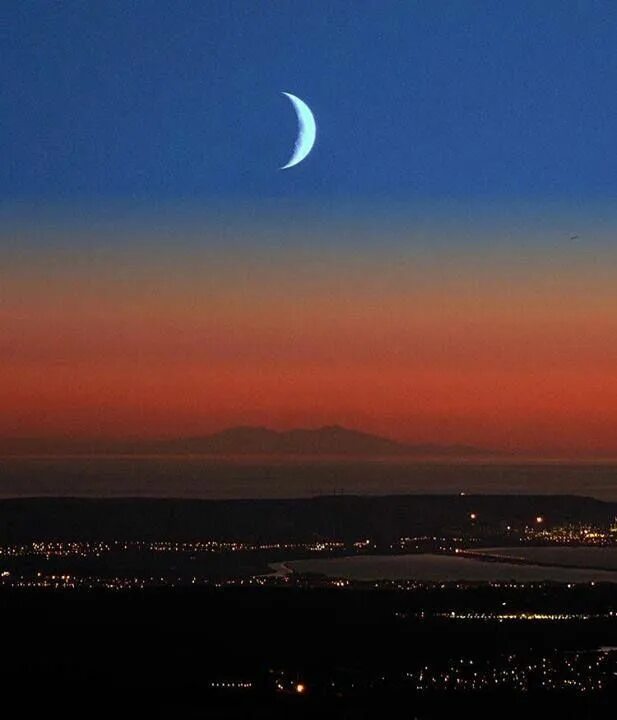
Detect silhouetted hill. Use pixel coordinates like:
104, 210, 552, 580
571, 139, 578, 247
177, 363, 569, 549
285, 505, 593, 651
0, 425, 490, 457
156, 425, 487, 456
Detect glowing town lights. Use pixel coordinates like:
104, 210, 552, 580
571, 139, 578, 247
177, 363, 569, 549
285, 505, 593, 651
536, 516, 544, 524
296, 683, 306, 694
469, 513, 477, 521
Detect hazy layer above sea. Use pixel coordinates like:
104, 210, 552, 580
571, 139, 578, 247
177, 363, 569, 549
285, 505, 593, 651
1, 457, 617, 501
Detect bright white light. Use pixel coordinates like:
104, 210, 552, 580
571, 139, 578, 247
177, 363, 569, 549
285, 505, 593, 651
280, 92, 317, 170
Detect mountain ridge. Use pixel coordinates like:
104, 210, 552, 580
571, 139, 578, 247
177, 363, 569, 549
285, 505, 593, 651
0, 425, 493, 457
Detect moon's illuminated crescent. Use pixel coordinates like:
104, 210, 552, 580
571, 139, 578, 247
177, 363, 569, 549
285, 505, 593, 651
280, 92, 317, 170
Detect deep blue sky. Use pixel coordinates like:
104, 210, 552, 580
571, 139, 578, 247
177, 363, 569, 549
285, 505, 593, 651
2, 1, 617, 206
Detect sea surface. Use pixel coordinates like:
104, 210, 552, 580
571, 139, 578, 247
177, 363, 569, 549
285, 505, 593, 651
1, 456, 617, 500
288, 550, 617, 583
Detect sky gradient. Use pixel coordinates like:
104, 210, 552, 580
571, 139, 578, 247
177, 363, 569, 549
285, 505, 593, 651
2, 207, 617, 455
2, 3, 617, 456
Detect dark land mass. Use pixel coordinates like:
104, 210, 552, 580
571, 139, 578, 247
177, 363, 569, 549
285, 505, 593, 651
0, 494, 614, 543
2, 494, 617, 714
2, 585, 617, 715
0, 424, 490, 457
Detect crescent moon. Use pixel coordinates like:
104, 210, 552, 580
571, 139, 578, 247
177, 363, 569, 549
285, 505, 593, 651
280, 92, 317, 170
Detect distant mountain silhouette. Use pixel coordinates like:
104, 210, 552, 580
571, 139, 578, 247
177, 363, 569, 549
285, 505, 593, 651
155, 425, 488, 457
0, 425, 491, 457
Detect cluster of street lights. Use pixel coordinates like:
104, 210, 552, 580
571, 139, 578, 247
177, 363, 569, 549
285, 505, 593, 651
468, 513, 544, 524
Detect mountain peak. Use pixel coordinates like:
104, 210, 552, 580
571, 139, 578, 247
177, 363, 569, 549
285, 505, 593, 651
0, 425, 491, 457
158, 425, 488, 457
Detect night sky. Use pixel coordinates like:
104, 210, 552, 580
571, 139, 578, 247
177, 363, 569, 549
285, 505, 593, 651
3, 1, 617, 202
2, 2, 617, 455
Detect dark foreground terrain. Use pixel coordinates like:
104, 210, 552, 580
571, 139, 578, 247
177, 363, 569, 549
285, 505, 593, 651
2, 585, 617, 717
2, 494, 617, 715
